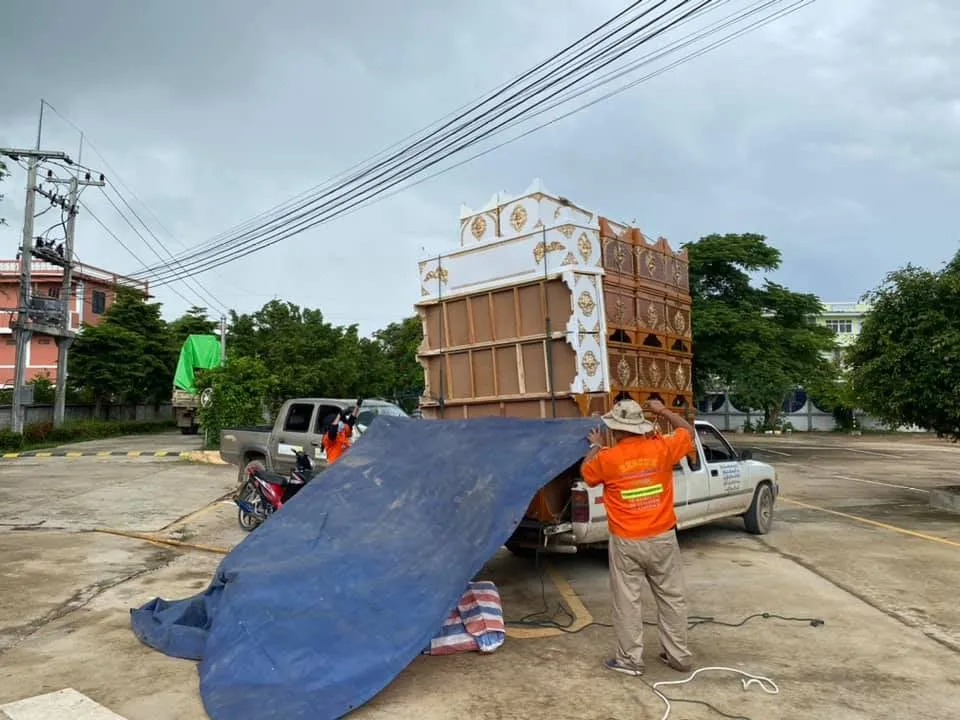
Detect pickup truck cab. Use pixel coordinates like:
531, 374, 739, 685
507, 420, 778, 553
219, 398, 408, 481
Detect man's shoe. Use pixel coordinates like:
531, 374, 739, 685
604, 658, 644, 676
658, 652, 692, 672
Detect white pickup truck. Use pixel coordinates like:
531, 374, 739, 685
507, 420, 778, 554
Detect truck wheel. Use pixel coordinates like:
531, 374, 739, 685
180, 425, 199, 435
240, 457, 266, 486
744, 482, 775, 535
504, 542, 536, 558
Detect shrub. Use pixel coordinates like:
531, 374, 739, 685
0, 418, 176, 452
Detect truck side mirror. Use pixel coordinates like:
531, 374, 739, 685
739, 449, 753, 461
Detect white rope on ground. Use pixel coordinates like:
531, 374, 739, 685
651, 666, 780, 720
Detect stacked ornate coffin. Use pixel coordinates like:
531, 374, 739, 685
416, 180, 692, 420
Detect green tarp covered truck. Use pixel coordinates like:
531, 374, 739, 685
172, 334, 222, 435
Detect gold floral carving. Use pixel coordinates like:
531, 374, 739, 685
554, 205, 564, 219
558, 224, 575, 238
421, 287, 429, 297
645, 252, 657, 275
509, 204, 528, 232
581, 351, 599, 377
612, 298, 627, 326
674, 265, 683, 285
646, 304, 659, 330
674, 365, 686, 390
648, 359, 662, 386
577, 291, 595, 317
423, 267, 449, 284
470, 215, 487, 239
533, 219, 545, 231
561, 252, 577, 266
617, 357, 632, 387
673, 310, 687, 334
533, 240, 566, 264
614, 242, 626, 272
577, 233, 592, 263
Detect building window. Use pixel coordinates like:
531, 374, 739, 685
47, 286, 60, 298
826, 319, 852, 334
91, 290, 107, 315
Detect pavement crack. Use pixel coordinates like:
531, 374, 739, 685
0, 547, 178, 658
757, 538, 960, 656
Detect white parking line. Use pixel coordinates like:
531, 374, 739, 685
831, 474, 929, 494
752, 447, 792, 457
0, 689, 128, 720
842, 448, 905, 459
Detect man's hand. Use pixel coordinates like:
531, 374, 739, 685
644, 399, 666, 416
587, 427, 604, 448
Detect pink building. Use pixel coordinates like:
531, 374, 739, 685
0, 260, 149, 386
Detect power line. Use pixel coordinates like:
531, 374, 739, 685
98, 184, 228, 313
37, 100, 232, 312
140, 0, 720, 282
135, 0, 656, 269
145, 0, 810, 286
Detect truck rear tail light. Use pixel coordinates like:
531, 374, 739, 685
571, 489, 589, 523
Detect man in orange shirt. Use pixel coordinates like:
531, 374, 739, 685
321, 400, 362, 465
581, 398, 695, 677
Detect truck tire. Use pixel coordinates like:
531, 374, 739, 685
240, 457, 266, 486
744, 482, 775, 535
504, 542, 536, 558
180, 424, 199, 435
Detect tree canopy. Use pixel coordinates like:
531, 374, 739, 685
846, 253, 960, 439
685, 233, 836, 424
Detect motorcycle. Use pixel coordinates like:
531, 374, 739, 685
235, 450, 317, 531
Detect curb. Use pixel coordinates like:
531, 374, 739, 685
0, 449, 228, 464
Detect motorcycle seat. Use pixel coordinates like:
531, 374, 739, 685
253, 469, 291, 486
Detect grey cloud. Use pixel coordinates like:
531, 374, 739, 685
1, 0, 958, 332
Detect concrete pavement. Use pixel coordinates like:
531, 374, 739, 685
0, 433, 958, 719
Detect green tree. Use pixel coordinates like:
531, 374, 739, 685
846, 253, 960, 438
70, 286, 176, 406
686, 233, 836, 426
373, 316, 424, 410
196, 357, 276, 448
170, 306, 218, 347
70, 323, 147, 413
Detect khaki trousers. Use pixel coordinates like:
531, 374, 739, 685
608, 529, 691, 670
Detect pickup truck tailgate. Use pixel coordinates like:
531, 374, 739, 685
219, 425, 272, 466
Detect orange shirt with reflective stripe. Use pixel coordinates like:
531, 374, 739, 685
322, 427, 352, 465
581, 428, 694, 540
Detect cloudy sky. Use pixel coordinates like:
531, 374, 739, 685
1, 0, 957, 334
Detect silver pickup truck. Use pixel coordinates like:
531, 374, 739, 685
219, 398, 409, 480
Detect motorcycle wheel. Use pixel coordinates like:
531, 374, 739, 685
237, 482, 262, 532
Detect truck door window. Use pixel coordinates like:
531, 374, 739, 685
284, 403, 315, 433
314, 405, 342, 433
697, 426, 736, 463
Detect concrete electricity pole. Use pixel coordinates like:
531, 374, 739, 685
219, 315, 227, 365
48, 172, 104, 427
0, 147, 73, 434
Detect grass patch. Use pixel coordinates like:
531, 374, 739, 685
0, 419, 177, 453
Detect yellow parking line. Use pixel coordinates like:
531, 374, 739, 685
34, 452, 52, 458
64, 452, 83, 458
2, 453, 19, 459
506, 562, 595, 639
782, 497, 960, 549
126, 451, 142, 457
96, 451, 112, 456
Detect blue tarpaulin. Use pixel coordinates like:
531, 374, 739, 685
130, 415, 595, 719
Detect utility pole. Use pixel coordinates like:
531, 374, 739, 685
0, 146, 103, 432
1, 148, 72, 433
219, 315, 227, 365
49, 172, 104, 427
